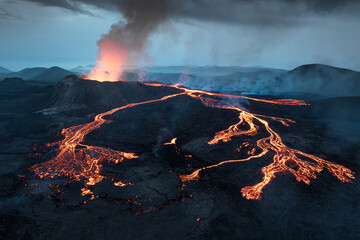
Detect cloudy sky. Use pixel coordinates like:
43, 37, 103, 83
0, 0, 360, 71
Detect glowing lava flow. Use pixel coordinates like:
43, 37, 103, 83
30, 81, 355, 201
163, 138, 177, 145
171, 86, 355, 200
30, 91, 185, 192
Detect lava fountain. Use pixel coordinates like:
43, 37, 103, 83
85, 40, 129, 82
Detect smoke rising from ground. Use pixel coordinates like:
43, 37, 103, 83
111, 0, 168, 52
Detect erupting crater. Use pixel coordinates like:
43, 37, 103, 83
85, 40, 129, 82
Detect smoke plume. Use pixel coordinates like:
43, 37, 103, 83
19, 0, 360, 81
25, 0, 360, 49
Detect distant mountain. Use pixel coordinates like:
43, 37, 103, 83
126, 72, 201, 85
206, 69, 286, 92
0, 66, 73, 83
125, 64, 360, 98
0, 67, 47, 81
2, 64, 358, 98
123, 68, 285, 93
136, 66, 286, 77
273, 64, 360, 97
0, 66, 12, 74
70, 65, 94, 74
30, 66, 73, 82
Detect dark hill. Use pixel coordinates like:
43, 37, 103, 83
0, 66, 12, 74
0, 67, 47, 81
273, 64, 360, 97
122, 68, 285, 93
30, 66, 73, 83
48, 75, 182, 112
0, 77, 28, 92
311, 96, 360, 121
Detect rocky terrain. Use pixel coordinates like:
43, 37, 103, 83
0, 71, 359, 239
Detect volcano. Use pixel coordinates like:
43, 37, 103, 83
0, 72, 359, 240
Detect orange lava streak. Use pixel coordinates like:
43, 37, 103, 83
208, 110, 258, 145
81, 188, 93, 196
239, 96, 308, 106
30, 92, 185, 187
146, 83, 308, 106
159, 84, 355, 200
114, 180, 134, 187
29, 80, 355, 202
179, 94, 355, 200
179, 150, 267, 183
163, 138, 177, 145
240, 115, 355, 199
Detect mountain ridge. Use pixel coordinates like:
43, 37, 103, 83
30, 66, 73, 82
0, 66, 13, 73
273, 63, 360, 97
0, 67, 48, 80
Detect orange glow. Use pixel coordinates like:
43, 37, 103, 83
150, 84, 355, 200
81, 188, 93, 196
30, 91, 186, 199
29, 81, 355, 203
176, 88, 355, 200
85, 40, 129, 82
114, 180, 134, 187
163, 138, 177, 145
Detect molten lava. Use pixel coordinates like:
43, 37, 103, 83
29, 91, 185, 193
85, 40, 129, 82
169, 85, 354, 200
29, 80, 355, 203
163, 138, 177, 145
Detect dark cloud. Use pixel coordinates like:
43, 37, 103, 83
25, 0, 360, 20
10, 0, 360, 58
101, 0, 169, 52
27, 0, 84, 12
287, 0, 358, 12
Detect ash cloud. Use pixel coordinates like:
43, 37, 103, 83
103, 0, 169, 53
5, 0, 358, 71
28, 0, 170, 56
22, 0, 360, 53
25, 0, 360, 23
26, 0, 90, 14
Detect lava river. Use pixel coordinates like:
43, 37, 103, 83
29, 81, 355, 201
